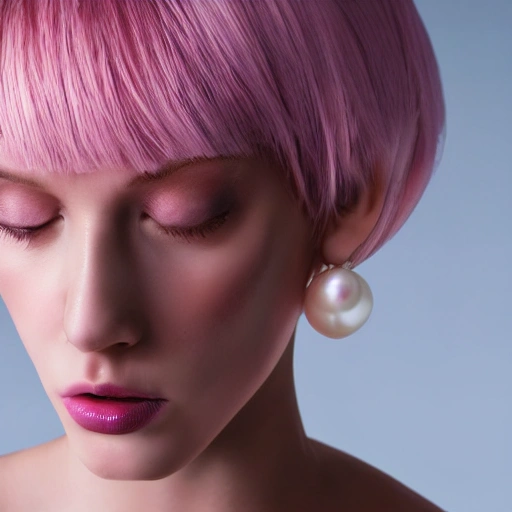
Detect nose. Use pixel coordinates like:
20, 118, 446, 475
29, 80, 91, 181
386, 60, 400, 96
63, 218, 146, 353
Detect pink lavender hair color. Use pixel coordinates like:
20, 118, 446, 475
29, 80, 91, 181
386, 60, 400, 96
0, 0, 444, 265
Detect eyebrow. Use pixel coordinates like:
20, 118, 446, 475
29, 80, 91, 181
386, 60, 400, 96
128, 155, 241, 187
0, 168, 46, 188
0, 155, 242, 189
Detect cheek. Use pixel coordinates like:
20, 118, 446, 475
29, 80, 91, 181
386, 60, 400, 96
0, 252, 62, 361
193, 226, 274, 328
0, 261, 36, 337
145, 203, 311, 388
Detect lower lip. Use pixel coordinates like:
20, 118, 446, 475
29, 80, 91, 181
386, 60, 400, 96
62, 396, 166, 435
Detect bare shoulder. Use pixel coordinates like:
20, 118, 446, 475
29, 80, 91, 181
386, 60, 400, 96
0, 437, 67, 512
310, 439, 446, 512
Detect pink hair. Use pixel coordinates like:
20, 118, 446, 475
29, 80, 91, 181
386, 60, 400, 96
0, 0, 444, 265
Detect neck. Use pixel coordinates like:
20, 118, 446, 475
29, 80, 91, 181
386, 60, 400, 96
65, 337, 325, 512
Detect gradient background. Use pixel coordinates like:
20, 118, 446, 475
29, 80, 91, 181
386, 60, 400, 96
0, 1, 510, 511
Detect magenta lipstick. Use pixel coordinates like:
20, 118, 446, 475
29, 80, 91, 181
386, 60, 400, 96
62, 384, 166, 435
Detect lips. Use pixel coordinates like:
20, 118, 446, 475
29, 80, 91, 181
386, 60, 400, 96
62, 383, 167, 435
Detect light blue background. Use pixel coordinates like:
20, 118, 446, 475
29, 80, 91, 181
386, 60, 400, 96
0, 2, 510, 511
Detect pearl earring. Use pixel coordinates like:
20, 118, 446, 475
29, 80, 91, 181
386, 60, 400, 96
304, 261, 373, 339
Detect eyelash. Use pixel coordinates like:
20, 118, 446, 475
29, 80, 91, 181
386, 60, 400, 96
0, 217, 57, 243
153, 210, 231, 242
0, 211, 231, 244
0, 225, 36, 243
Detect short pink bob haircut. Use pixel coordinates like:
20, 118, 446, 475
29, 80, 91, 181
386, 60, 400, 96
0, 0, 444, 266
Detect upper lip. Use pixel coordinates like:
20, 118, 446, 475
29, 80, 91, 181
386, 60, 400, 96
61, 383, 164, 400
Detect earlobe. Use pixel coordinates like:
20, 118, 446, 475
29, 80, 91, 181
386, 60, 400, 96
304, 179, 384, 339
320, 177, 386, 267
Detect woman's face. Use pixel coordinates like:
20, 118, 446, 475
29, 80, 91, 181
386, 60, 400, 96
0, 157, 316, 480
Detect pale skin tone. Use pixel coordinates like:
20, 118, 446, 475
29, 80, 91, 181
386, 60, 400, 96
0, 156, 443, 511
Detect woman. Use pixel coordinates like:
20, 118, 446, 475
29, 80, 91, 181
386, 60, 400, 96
0, 1, 445, 510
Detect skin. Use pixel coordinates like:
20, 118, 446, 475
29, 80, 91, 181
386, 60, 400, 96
0, 156, 444, 511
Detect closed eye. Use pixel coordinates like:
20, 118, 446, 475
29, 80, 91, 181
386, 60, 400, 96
146, 210, 231, 242
0, 218, 58, 243
0, 209, 232, 245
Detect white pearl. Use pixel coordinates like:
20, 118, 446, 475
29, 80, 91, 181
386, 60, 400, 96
304, 267, 373, 339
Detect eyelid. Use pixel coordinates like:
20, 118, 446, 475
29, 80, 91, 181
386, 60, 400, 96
143, 183, 236, 224
0, 185, 60, 227
0, 217, 56, 229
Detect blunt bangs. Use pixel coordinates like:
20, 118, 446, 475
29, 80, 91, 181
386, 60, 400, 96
0, 0, 261, 173
0, 0, 444, 265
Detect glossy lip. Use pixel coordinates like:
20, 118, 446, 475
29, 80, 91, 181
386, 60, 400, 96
61, 383, 167, 435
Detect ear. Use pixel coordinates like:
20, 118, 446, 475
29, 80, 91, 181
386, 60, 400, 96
319, 177, 386, 267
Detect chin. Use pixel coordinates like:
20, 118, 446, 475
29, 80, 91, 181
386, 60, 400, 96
69, 429, 197, 481
86, 456, 175, 481
88, 459, 177, 481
